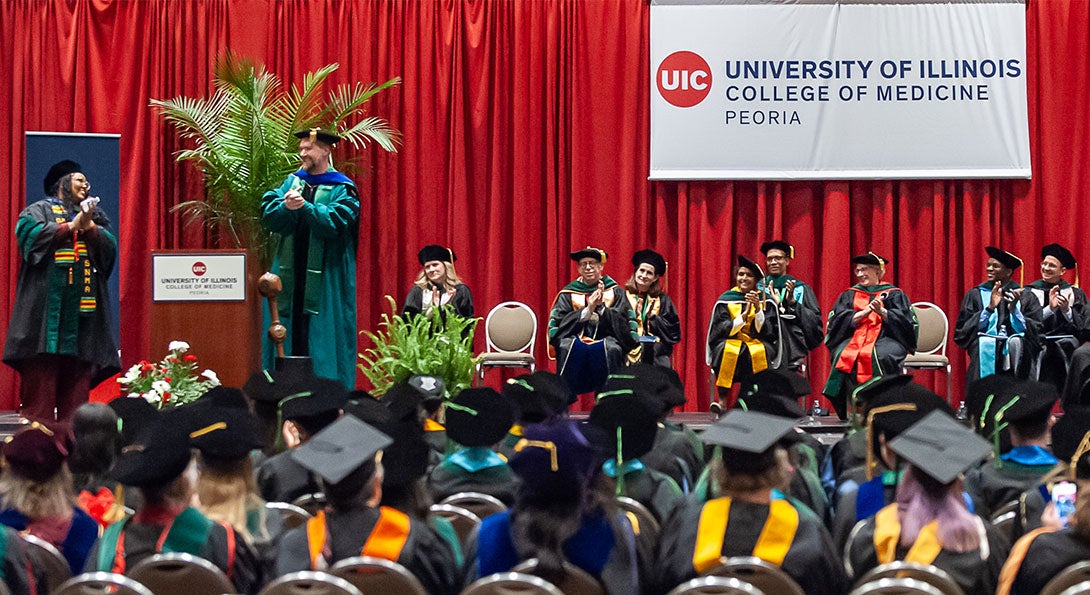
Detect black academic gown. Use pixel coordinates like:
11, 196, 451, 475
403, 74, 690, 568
1023, 281, 1087, 390
846, 510, 1007, 595
640, 421, 705, 493
955, 281, 1042, 385
548, 277, 639, 394
652, 496, 848, 595
608, 464, 685, 523
625, 291, 682, 367
428, 456, 518, 506
1005, 529, 1090, 595
275, 504, 459, 595
256, 450, 320, 504
706, 289, 780, 390
757, 275, 824, 369
962, 447, 1057, 519
0, 526, 43, 595
823, 285, 916, 417
402, 283, 475, 320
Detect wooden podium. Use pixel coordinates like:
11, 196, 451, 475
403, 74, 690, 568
149, 250, 262, 388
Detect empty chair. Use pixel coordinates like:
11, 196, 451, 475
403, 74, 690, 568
854, 562, 966, 595
849, 577, 943, 595
329, 556, 426, 595
267, 501, 313, 529
22, 533, 72, 593
128, 552, 234, 595
54, 572, 155, 595
440, 491, 507, 520
1044, 562, 1090, 595
476, 302, 537, 382
667, 576, 764, 595
429, 503, 481, 546
461, 571, 563, 595
901, 302, 952, 401
259, 571, 363, 595
512, 558, 605, 595
702, 557, 804, 595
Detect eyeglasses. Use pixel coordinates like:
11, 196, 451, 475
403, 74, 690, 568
578, 262, 599, 269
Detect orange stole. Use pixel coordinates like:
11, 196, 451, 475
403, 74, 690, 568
835, 289, 884, 382
306, 507, 411, 569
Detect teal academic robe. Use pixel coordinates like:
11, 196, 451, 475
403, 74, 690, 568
261, 170, 359, 388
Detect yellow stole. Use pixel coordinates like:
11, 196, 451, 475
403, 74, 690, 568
715, 301, 768, 388
625, 291, 661, 364
873, 504, 943, 566
692, 497, 799, 574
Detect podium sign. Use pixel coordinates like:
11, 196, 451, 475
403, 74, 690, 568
153, 253, 247, 301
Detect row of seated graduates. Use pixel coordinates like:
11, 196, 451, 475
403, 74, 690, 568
5, 361, 1090, 594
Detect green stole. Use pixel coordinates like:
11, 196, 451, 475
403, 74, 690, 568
97, 507, 214, 572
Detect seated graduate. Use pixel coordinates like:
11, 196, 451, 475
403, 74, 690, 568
997, 405, 1090, 595
275, 415, 459, 594
463, 419, 640, 594
429, 388, 518, 505
497, 371, 573, 460
1024, 244, 1085, 391
407, 374, 449, 457
832, 380, 953, 553
0, 525, 40, 595
589, 385, 683, 523
0, 422, 98, 578
653, 410, 848, 595
845, 411, 1007, 595
955, 246, 1040, 385
86, 410, 260, 594
548, 246, 639, 395
256, 377, 348, 503
823, 252, 916, 419
963, 380, 1059, 518
706, 255, 780, 413
624, 249, 681, 368
757, 240, 824, 372
402, 244, 474, 320
614, 365, 704, 494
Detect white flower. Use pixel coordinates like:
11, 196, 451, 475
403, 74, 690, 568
119, 366, 141, 383
142, 392, 161, 403
152, 380, 171, 394
200, 369, 220, 385
168, 341, 190, 353
126, 393, 141, 399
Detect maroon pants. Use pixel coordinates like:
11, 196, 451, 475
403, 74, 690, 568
18, 354, 91, 422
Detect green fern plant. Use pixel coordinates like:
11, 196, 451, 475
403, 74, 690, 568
359, 296, 480, 397
151, 51, 400, 267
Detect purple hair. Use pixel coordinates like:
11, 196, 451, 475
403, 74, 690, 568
896, 465, 980, 552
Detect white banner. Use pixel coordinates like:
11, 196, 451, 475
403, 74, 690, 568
650, 0, 1030, 180
152, 253, 247, 302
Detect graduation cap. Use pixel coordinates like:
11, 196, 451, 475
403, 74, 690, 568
888, 410, 992, 484
742, 369, 811, 401
446, 388, 516, 448
985, 246, 1023, 271
1049, 406, 1090, 481
570, 246, 607, 264
291, 415, 392, 486
601, 365, 687, 414
503, 372, 573, 423
701, 410, 797, 475
381, 382, 428, 424
865, 382, 953, 479
734, 392, 805, 420
243, 369, 310, 405
1041, 243, 1077, 270
43, 160, 81, 197
107, 396, 159, 447
736, 255, 764, 280
346, 397, 430, 489
851, 252, 889, 268
965, 373, 1018, 430
191, 386, 249, 411
588, 392, 659, 462
3, 422, 67, 482
407, 375, 446, 414
759, 240, 794, 259
850, 373, 914, 422
999, 381, 1058, 430
510, 420, 603, 500
294, 128, 341, 146
188, 407, 263, 462
112, 410, 193, 488
279, 377, 349, 436
631, 249, 667, 276
417, 245, 456, 265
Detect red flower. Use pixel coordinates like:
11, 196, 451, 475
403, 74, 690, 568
164, 377, 172, 383
140, 363, 154, 372
184, 354, 197, 362
162, 391, 171, 402
166, 357, 178, 363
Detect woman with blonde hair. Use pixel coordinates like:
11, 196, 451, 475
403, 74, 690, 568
403, 244, 474, 319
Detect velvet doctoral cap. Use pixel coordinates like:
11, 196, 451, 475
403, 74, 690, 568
631, 249, 667, 276
760, 240, 794, 259
736, 255, 764, 280
510, 420, 602, 500
294, 128, 341, 146
43, 160, 81, 196
3, 422, 67, 482
985, 246, 1022, 270
417, 245, 456, 265
503, 372, 573, 423
1041, 243, 1077, 269
570, 246, 607, 264
112, 410, 193, 488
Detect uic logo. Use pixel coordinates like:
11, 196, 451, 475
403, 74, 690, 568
657, 51, 712, 108
192, 262, 207, 276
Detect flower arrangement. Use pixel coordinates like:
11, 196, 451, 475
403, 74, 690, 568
118, 341, 220, 408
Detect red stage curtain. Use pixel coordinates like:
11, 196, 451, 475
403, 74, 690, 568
0, 0, 1086, 412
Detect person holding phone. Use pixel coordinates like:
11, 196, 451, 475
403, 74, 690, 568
822, 252, 916, 419
998, 406, 1090, 595
3, 160, 120, 422
402, 244, 474, 320
954, 247, 1042, 389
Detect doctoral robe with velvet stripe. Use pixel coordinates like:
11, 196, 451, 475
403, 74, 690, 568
705, 289, 779, 389
261, 171, 358, 389
757, 274, 823, 367
954, 281, 1042, 385
625, 290, 682, 367
651, 496, 847, 595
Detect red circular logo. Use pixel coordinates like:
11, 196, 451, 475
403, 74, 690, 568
192, 262, 207, 276
656, 51, 712, 108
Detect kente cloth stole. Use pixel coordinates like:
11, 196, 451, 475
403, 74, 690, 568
52, 203, 96, 312
692, 497, 798, 574
872, 504, 942, 566
835, 289, 883, 381
716, 302, 767, 388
